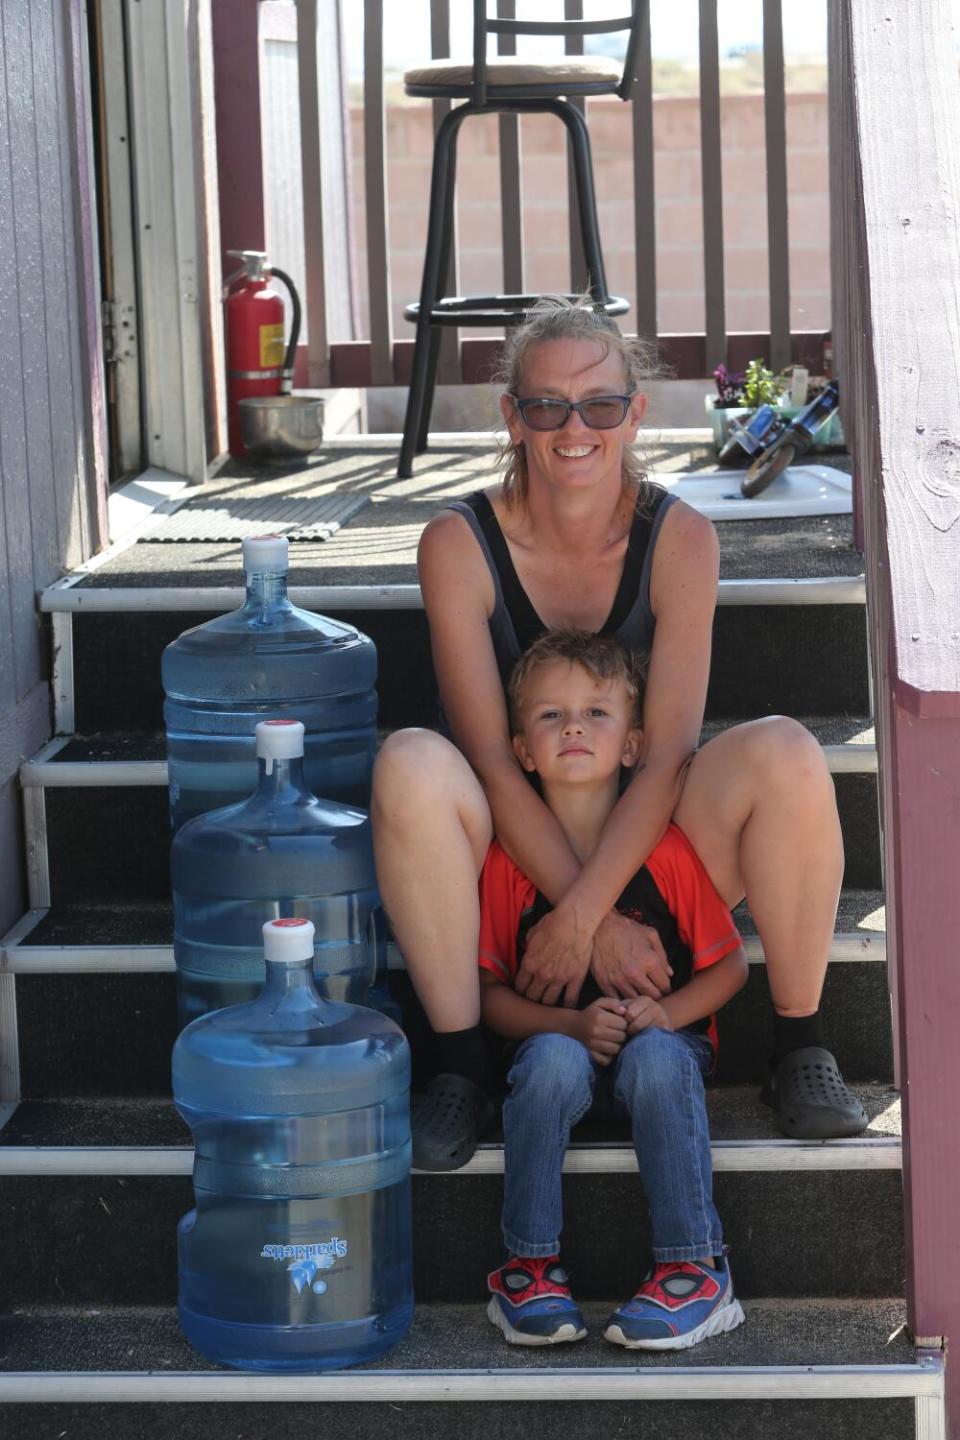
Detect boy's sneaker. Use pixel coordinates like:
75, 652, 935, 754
604, 1258, 745, 1350
487, 1255, 587, 1346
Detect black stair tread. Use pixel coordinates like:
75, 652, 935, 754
701, 715, 874, 748
0, 1297, 914, 1373
39, 715, 876, 768
52, 733, 167, 763
735, 888, 885, 938
21, 903, 173, 946
64, 440, 861, 592
15, 891, 886, 949
0, 1084, 900, 1149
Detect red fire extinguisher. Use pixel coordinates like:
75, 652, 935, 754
223, 250, 301, 458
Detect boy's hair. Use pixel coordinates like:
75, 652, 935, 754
508, 629, 648, 735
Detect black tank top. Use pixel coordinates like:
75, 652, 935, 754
447, 485, 678, 690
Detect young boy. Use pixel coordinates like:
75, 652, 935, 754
479, 629, 748, 1351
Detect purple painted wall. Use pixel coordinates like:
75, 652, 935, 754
0, 0, 106, 933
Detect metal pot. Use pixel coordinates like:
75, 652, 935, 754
238, 395, 325, 464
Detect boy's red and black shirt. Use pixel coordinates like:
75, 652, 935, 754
478, 822, 741, 1048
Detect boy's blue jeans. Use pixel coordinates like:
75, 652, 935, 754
501, 1027, 723, 1263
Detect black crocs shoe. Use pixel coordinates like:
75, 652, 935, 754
761, 1046, 868, 1139
411, 1073, 496, 1171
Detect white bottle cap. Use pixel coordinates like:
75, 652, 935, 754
243, 534, 288, 573
256, 719, 305, 761
263, 917, 315, 965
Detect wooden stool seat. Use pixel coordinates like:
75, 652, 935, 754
404, 55, 622, 98
403, 292, 629, 328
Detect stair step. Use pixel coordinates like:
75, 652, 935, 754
0, 887, 886, 956
0, 1087, 905, 1308
42, 441, 870, 730
57, 602, 871, 733
7, 961, 894, 1095
19, 716, 880, 786
0, 1300, 941, 1440
0, 1170, 905, 1306
44, 436, 867, 594
18, 722, 883, 908
0, 1297, 925, 1382
44, 577, 869, 612
0, 1086, 902, 1168
0, 887, 888, 971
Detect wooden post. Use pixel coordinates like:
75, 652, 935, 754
211, 0, 265, 274
830, 4, 960, 1428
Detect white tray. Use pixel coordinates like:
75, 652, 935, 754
654, 464, 852, 521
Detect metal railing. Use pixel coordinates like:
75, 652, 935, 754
254, 0, 825, 387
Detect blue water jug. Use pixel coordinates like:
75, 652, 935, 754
162, 534, 377, 831
172, 719, 387, 1029
174, 917, 413, 1372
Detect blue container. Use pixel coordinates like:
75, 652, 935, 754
162, 534, 377, 832
172, 719, 387, 1029
174, 917, 413, 1372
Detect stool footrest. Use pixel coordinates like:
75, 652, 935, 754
404, 293, 630, 327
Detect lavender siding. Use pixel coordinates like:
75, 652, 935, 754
0, 0, 106, 933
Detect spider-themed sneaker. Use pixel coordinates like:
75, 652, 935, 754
604, 1257, 745, 1350
486, 1255, 587, 1346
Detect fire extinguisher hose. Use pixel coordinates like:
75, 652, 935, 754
268, 267, 302, 394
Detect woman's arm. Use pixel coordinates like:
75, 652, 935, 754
419, 509, 582, 902
517, 502, 720, 998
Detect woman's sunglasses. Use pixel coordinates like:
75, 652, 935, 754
508, 393, 634, 432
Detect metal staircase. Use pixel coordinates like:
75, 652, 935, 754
0, 436, 945, 1439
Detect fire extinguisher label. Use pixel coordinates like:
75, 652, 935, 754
259, 324, 285, 369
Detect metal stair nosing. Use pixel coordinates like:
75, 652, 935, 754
16, 740, 880, 791
0, 1132, 903, 1178
1, 904, 888, 974
40, 575, 869, 617
0, 1352, 944, 1410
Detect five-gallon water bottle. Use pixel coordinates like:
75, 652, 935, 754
174, 917, 413, 1372
162, 535, 377, 831
172, 719, 387, 1028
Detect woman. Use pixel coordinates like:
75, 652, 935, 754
373, 298, 866, 1170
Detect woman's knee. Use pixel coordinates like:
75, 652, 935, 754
508, 1033, 594, 1113
741, 715, 831, 790
373, 729, 489, 828
373, 728, 455, 801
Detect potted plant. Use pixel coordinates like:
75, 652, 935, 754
706, 359, 844, 454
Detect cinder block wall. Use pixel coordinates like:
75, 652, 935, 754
350, 90, 830, 342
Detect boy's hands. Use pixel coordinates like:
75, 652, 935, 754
624, 995, 674, 1035
591, 911, 673, 1000
571, 998, 629, 1066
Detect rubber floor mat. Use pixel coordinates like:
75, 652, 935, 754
142, 488, 370, 542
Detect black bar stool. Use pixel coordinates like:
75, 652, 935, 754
397, 2, 646, 478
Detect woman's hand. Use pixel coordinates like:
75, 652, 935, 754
514, 904, 594, 1007
624, 995, 674, 1035
571, 998, 629, 1066
590, 911, 673, 1000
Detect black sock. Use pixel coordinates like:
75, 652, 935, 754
773, 1009, 826, 1064
434, 1024, 488, 1089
